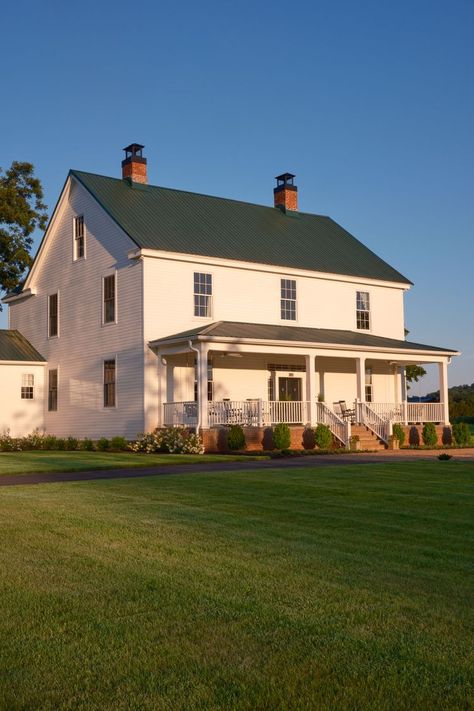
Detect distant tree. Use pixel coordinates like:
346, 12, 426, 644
0, 161, 48, 308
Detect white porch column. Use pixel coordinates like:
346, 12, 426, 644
157, 353, 167, 427
197, 343, 210, 429
305, 353, 317, 425
356, 356, 366, 402
438, 360, 450, 425
399, 367, 408, 425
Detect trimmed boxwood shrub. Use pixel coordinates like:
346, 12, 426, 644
452, 422, 470, 446
111, 436, 128, 451
273, 423, 291, 450
392, 423, 406, 447
422, 422, 438, 447
227, 425, 246, 451
314, 423, 333, 450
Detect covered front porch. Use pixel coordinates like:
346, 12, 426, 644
149, 322, 458, 447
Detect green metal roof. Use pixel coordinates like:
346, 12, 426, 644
0, 330, 46, 362
152, 321, 457, 354
71, 170, 412, 285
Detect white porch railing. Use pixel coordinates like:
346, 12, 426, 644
356, 401, 390, 444
368, 402, 444, 424
163, 401, 198, 427
315, 402, 350, 446
208, 400, 263, 427
406, 402, 444, 424
264, 401, 310, 425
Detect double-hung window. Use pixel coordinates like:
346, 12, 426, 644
194, 273, 212, 317
356, 291, 370, 330
48, 293, 58, 337
365, 367, 373, 402
74, 216, 85, 260
104, 359, 116, 407
103, 274, 116, 324
21, 374, 34, 399
281, 279, 296, 320
48, 369, 58, 411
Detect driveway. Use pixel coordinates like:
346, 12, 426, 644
1, 448, 473, 487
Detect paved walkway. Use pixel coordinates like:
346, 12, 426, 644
1, 448, 473, 487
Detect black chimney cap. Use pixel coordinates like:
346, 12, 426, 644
123, 143, 145, 158
275, 173, 296, 187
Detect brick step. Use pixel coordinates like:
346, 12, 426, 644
351, 424, 387, 450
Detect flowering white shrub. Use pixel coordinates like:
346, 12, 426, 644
129, 427, 204, 455
0, 430, 22, 451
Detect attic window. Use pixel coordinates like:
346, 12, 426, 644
74, 216, 85, 260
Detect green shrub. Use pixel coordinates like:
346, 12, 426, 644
392, 423, 406, 447
97, 437, 110, 451
438, 453, 452, 461
42, 435, 58, 450
21, 429, 45, 450
56, 438, 67, 450
111, 436, 128, 451
452, 422, 470, 446
227, 425, 246, 451
273, 423, 291, 450
65, 436, 79, 451
81, 438, 95, 451
314, 423, 333, 450
422, 422, 438, 447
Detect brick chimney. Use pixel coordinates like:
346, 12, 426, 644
274, 173, 297, 211
122, 143, 147, 184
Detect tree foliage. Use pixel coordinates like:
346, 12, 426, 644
0, 161, 48, 305
405, 364, 427, 388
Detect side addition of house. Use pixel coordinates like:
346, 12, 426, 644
2, 144, 459, 448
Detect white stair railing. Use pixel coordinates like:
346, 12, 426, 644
356, 400, 389, 444
315, 402, 350, 446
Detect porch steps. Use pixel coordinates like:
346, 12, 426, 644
351, 425, 387, 451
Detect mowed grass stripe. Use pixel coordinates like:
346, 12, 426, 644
0, 462, 472, 710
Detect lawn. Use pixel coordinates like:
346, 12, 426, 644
0, 462, 472, 709
0, 450, 264, 476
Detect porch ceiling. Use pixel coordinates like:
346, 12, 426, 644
149, 321, 459, 358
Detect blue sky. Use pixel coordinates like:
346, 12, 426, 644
1, 0, 473, 393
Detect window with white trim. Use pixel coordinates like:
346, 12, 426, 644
103, 274, 116, 324
104, 359, 116, 407
365, 366, 373, 402
48, 369, 58, 411
194, 273, 212, 317
21, 373, 34, 399
74, 215, 85, 260
281, 279, 296, 320
48, 293, 58, 337
356, 291, 370, 330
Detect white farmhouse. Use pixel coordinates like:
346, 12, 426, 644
2, 144, 459, 449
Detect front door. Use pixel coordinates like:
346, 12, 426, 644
278, 377, 302, 401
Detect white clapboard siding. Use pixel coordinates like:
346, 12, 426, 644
0, 364, 45, 437
9, 177, 144, 439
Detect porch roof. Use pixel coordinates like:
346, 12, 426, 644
150, 321, 459, 356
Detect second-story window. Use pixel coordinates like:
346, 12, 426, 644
281, 279, 296, 320
356, 291, 370, 330
48, 293, 58, 337
103, 274, 116, 324
194, 273, 212, 317
74, 215, 85, 260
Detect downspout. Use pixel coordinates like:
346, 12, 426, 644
188, 340, 201, 431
